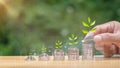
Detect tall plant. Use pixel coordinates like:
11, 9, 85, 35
82, 17, 96, 35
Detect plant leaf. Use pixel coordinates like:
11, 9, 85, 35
82, 30, 88, 34
72, 34, 75, 38
69, 42, 73, 46
59, 45, 62, 49
59, 41, 62, 45
68, 37, 73, 41
41, 47, 47, 53
73, 36, 78, 40
82, 21, 89, 27
55, 46, 59, 49
55, 40, 63, 49
74, 41, 78, 44
60, 42, 62, 45
90, 21, 96, 26
29, 52, 32, 55
88, 17, 91, 23
90, 27, 97, 32
42, 48, 46, 50
55, 42, 58, 45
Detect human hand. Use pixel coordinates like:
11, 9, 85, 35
86, 21, 120, 57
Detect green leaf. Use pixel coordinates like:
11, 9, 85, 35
90, 21, 96, 26
56, 40, 62, 45
68, 37, 73, 41
55, 40, 63, 49
69, 42, 73, 46
60, 42, 62, 45
59, 45, 62, 49
72, 34, 75, 38
88, 17, 91, 23
42, 48, 46, 50
74, 41, 78, 44
90, 27, 97, 32
29, 52, 32, 55
55, 43, 58, 46
73, 36, 78, 40
58, 41, 62, 45
41, 47, 47, 53
82, 30, 88, 34
55, 46, 59, 49
82, 21, 89, 27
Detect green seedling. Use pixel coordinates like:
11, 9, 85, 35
28, 52, 33, 56
82, 17, 96, 35
41, 46, 47, 53
68, 34, 78, 46
28, 50, 35, 56
55, 40, 63, 49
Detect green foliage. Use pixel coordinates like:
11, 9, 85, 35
68, 34, 78, 46
28, 52, 33, 56
82, 17, 96, 35
55, 40, 62, 49
28, 50, 36, 56
0, 0, 119, 55
82, 30, 89, 34
41, 46, 47, 53
90, 27, 97, 32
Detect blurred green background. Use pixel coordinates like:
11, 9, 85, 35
0, 0, 120, 55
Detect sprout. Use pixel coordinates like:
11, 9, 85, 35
68, 34, 78, 46
41, 46, 47, 53
55, 40, 63, 49
82, 17, 96, 35
29, 52, 33, 56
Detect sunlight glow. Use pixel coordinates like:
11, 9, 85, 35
0, 0, 9, 9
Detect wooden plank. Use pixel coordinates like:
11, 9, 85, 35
0, 56, 120, 68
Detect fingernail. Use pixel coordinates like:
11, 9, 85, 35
94, 35, 102, 43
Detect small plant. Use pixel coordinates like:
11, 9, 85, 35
41, 46, 47, 53
28, 52, 33, 56
55, 40, 63, 49
28, 49, 35, 56
82, 17, 96, 35
68, 34, 78, 46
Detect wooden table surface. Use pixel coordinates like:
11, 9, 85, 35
0, 56, 120, 68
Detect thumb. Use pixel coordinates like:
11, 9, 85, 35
94, 33, 120, 44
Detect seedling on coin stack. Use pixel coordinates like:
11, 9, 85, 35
54, 40, 65, 60
81, 17, 96, 60
68, 34, 79, 60
39, 46, 49, 61
25, 51, 36, 61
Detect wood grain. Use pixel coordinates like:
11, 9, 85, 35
0, 56, 120, 68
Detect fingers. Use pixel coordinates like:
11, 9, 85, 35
94, 33, 120, 45
93, 33, 120, 57
103, 43, 115, 58
85, 21, 120, 38
95, 44, 104, 51
95, 43, 117, 58
85, 21, 120, 57
110, 45, 118, 54
95, 44, 117, 54
93, 21, 115, 35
